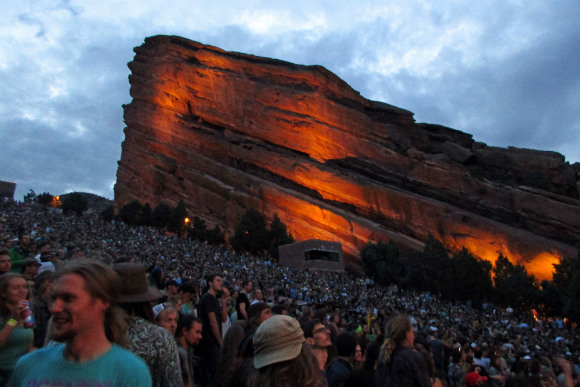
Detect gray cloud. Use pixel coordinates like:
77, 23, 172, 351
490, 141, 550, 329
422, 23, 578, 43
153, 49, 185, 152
1, 1, 578, 201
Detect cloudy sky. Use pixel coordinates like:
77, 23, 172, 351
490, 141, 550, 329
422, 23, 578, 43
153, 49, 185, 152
1, 1, 579, 201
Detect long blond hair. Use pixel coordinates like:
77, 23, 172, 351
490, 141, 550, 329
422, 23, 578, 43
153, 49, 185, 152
57, 259, 129, 347
379, 314, 412, 364
0, 273, 27, 320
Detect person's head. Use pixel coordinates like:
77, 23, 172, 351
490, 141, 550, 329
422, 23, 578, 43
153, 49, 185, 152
37, 243, 53, 263
253, 315, 305, 369
301, 306, 314, 321
272, 304, 287, 315
0, 249, 11, 274
156, 306, 178, 335
242, 280, 253, 293
50, 259, 128, 346
354, 344, 363, 362
248, 302, 273, 330
335, 332, 358, 359
380, 314, 413, 364
252, 315, 322, 387
21, 258, 41, 278
34, 271, 58, 298
165, 279, 179, 296
385, 314, 413, 347
113, 263, 163, 322
0, 273, 28, 315
167, 294, 183, 311
1, 235, 14, 249
37, 241, 51, 254
18, 232, 31, 247
176, 314, 203, 347
178, 281, 196, 303
302, 319, 331, 349
253, 289, 263, 301
207, 274, 223, 294
331, 313, 340, 324
70, 246, 86, 260
250, 344, 323, 387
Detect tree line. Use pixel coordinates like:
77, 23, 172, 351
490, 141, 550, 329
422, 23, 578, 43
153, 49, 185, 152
360, 234, 580, 324
115, 201, 294, 258
23, 190, 294, 258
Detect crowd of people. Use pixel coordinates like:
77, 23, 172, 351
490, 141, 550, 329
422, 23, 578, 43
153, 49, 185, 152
0, 198, 578, 386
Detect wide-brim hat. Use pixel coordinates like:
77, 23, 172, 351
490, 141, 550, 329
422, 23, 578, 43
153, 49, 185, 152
113, 263, 162, 303
253, 314, 305, 369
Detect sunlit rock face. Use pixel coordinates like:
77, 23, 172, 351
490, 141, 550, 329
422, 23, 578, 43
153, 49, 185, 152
115, 35, 580, 280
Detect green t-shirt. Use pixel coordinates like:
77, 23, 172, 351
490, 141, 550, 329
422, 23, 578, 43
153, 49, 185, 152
0, 323, 33, 370
8, 248, 27, 274
9, 343, 152, 387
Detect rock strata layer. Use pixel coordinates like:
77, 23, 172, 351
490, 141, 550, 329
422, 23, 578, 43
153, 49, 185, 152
115, 35, 580, 280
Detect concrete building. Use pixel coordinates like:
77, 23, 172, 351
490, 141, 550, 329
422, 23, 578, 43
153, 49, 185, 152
0, 181, 16, 200
278, 239, 344, 272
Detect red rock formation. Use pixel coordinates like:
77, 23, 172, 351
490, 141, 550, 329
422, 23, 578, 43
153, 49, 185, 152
115, 35, 580, 280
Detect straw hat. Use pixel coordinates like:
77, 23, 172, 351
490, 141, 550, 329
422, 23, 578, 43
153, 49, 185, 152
253, 315, 305, 369
113, 263, 162, 303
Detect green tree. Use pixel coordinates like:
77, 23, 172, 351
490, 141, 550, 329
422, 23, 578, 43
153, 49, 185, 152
101, 205, 115, 222
229, 208, 269, 255
206, 225, 225, 245
445, 248, 493, 305
537, 280, 563, 317
60, 193, 88, 216
553, 257, 575, 294
37, 192, 54, 206
379, 241, 406, 287
151, 203, 172, 228
360, 241, 383, 277
167, 200, 187, 234
413, 234, 451, 295
138, 203, 152, 226
118, 200, 144, 225
493, 254, 539, 311
403, 251, 432, 292
23, 189, 36, 203
267, 213, 294, 259
188, 216, 225, 245
493, 254, 515, 304
189, 216, 208, 241
553, 254, 580, 324
360, 240, 405, 287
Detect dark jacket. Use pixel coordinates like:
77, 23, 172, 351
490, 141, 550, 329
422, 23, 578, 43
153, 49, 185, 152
375, 346, 431, 387
326, 357, 353, 387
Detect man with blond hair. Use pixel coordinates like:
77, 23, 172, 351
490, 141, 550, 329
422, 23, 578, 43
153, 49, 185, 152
10, 259, 152, 386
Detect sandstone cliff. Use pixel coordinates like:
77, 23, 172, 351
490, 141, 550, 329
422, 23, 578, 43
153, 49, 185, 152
115, 35, 580, 280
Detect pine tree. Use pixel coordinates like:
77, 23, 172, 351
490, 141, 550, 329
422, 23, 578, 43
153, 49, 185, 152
267, 213, 294, 259
167, 201, 187, 234
229, 208, 269, 255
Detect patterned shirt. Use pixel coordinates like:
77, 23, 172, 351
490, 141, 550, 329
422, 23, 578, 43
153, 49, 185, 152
128, 316, 184, 387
